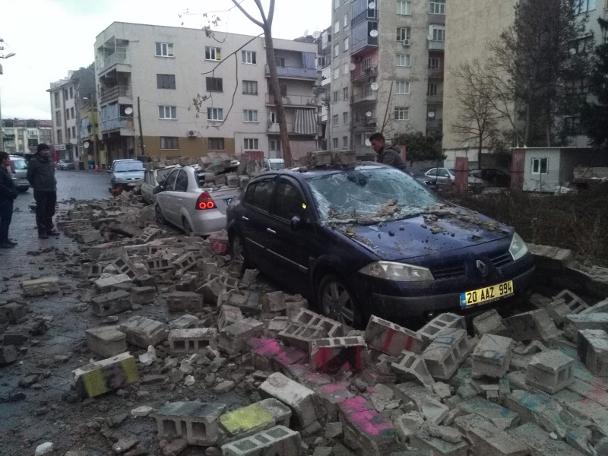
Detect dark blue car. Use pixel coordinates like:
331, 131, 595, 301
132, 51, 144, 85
227, 163, 534, 328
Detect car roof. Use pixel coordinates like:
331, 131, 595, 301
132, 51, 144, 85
252, 162, 389, 181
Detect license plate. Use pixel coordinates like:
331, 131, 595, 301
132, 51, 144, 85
460, 280, 514, 309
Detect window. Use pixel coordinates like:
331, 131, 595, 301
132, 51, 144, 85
344, 37, 349, 52
269, 110, 278, 124
244, 137, 259, 150
532, 158, 548, 174
394, 107, 409, 120
55, 111, 62, 127
344, 63, 350, 75
157, 74, 176, 89
332, 138, 339, 148
205, 46, 221, 61
160, 137, 179, 150
397, 0, 412, 15
242, 50, 257, 64
65, 108, 70, 120
155, 42, 174, 57
334, 21, 340, 34
274, 180, 304, 220
332, 114, 339, 126
54, 92, 60, 107
397, 54, 411, 67
429, 0, 446, 14
343, 87, 349, 101
342, 136, 348, 148
343, 112, 348, 123
66, 128, 71, 141
243, 80, 258, 95
246, 179, 274, 212
159, 105, 177, 119
243, 110, 259, 122
429, 56, 441, 69
63, 89, 68, 101
56, 129, 62, 143
397, 27, 411, 42
175, 170, 189, 192
430, 25, 446, 42
276, 56, 286, 67
208, 138, 225, 151
69, 87, 73, 99
269, 138, 281, 153
396, 80, 410, 94
333, 90, 339, 102
206, 77, 223, 92
333, 68, 340, 80
428, 82, 438, 96
72, 126, 76, 138
334, 44, 340, 57
70, 107, 75, 119
207, 107, 224, 121
343, 14, 349, 28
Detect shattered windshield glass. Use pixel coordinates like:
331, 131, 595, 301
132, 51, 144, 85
307, 166, 439, 224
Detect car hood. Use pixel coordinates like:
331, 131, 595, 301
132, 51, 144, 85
332, 205, 512, 261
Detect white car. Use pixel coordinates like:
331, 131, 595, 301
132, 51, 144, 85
141, 166, 177, 204
424, 167, 485, 188
154, 166, 240, 236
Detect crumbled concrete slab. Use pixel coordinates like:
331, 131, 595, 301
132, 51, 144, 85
86, 325, 127, 358
526, 349, 574, 393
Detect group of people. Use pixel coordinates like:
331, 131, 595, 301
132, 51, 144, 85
0, 143, 58, 249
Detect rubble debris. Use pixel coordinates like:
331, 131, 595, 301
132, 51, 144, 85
279, 309, 343, 352
422, 328, 474, 380
577, 329, 608, 377
565, 313, 608, 339
310, 336, 366, 374
542, 290, 589, 325
454, 414, 528, 456
120, 316, 168, 348
166, 291, 203, 313
94, 273, 132, 292
86, 326, 127, 358
365, 315, 425, 355
418, 313, 465, 344
169, 328, 218, 353
471, 334, 514, 378
0, 345, 18, 365
526, 349, 574, 393
34, 442, 55, 456
391, 351, 435, 386
21, 276, 60, 297
73, 352, 139, 398
218, 318, 264, 355
218, 399, 291, 441
504, 309, 561, 342
91, 290, 132, 317
221, 426, 302, 456
509, 422, 585, 456
155, 401, 226, 446
472, 309, 508, 336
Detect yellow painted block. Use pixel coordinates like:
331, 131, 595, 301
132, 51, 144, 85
74, 352, 139, 398
219, 403, 274, 436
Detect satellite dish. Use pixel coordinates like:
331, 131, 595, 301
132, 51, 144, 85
350, 63, 356, 71
369, 29, 379, 38
368, 1, 376, 8
428, 111, 436, 119
83, 141, 90, 149
370, 82, 379, 91
365, 111, 373, 117
124, 107, 134, 116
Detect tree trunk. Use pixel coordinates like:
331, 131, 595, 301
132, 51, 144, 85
263, 30, 292, 167
478, 134, 483, 170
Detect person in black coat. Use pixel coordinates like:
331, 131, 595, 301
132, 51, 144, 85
0, 151, 18, 248
369, 132, 407, 171
27, 143, 58, 239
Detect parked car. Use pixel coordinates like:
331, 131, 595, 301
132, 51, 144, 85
9, 155, 29, 192
470, 168, 511, 187
424, 167, 485, 191
262, 158, 285, 171
110, 159, 145, 189
141, 166, 177, 204
155, 166, 240, 235
227, 163, 534, 327
56, 160, 76, 171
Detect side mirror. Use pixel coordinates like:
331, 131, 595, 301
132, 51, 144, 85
153, 185, 164, 194
290, 215, 304, 231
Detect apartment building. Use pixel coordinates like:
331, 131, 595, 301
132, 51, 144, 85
329, 0, 445, 155
317, 27, 332, 149
94, 22, 320, 162
49, 76, 79, 162
0, 119, 52, 155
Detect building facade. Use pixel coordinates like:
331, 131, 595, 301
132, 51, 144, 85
94, 22, 320, 162
329, 0, 445, 155
0, 119, 52, 155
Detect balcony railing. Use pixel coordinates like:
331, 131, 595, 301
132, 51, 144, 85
428, 67, 444, 78
100, 85, 132, 104
267, 121, 296, 134
428, 40, 445, 50
352, 117, 378, 130
351, 91, 378, 104
101, 117, 133, 132
352, 66, 378, 82
265, 65, 318, 80
266, 94, 318, 106
99, 47, 130, 72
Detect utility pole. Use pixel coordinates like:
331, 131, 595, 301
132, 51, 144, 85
137, 96, 144, 159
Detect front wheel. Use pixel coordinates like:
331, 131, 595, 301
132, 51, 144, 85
182, 217, 193, 236
155, 205, 166, 225
317, 274, 364, 328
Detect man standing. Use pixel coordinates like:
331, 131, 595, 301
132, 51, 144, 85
27, 144, 58, 239
0, 152, 18, 249
369, 133, 407, 171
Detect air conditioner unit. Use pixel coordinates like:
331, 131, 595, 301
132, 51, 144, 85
187, 130, 196, 137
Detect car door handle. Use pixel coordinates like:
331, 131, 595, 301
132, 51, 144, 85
266, 228, 277, 235
241, 216, 249, 221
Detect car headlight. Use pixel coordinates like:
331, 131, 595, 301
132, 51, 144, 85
359, 261, 434, 282
509, 232, 529, 261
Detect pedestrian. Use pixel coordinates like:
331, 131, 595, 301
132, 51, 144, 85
369, 132, 407, 171
27, 143, 58, 239
0, 151, 18, 249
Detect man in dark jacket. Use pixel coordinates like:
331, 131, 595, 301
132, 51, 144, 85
27, 144, 58, 239
0, 151, 18, 248
369, 132, 407, 171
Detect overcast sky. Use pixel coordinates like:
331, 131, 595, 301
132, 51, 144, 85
0, 0, 331, 120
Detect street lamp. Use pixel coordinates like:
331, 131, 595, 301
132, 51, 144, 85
0, 51, 16, 151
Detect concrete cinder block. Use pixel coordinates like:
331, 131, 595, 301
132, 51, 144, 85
166, 291, 203, 313
526, 349, 574, 394
504, 309, 560, 342
218, 318, 264, 355
0, 302, 27, 324
120, 316, 168, 348
456, 397, 519, 430
73, 352, 139, 398
129, 286, 156, 306
91, 290, 131, 317
508, 423, 585, 456
21, 276, 60, 297
260, 373, 318, 431
577, 329, 608, 377
169, 328, 218, 353
580, 297, 608, 315
310, 336, 366, 374
262, 291, 286, 313
471, 334, 514, 378
169, 314, 201, 330
219, 399, 291, 442
417, 313, 465, 344
454, 414, 528, 456
94, 273, 132, 292
544, 290, 588, 324
279, 309, 343, 352
221, 426, 302, 456
565, 313, 608, 339
172, 252, 197, 274
85, 326, 127, 358
198, 277, 226, 305
422, 328, 473, 381
339, 396, 397, 456
472, 310, 508, 337
248, 337, 306, 373
314, 381, 355, 423
394, 383, 449, 424
155, 400, 226, 446
391, 351, 435, 386
365, 315, 425, 356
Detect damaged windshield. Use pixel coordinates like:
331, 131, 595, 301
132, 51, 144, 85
307, 166, 439, 224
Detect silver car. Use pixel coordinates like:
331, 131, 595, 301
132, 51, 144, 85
9, 155, 29, 192
141, 166, 177, 204
110, 159, 145, 188
155, 166, 240, 236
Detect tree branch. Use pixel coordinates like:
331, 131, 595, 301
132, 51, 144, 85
201, 33, 263, 76
232, 0, 264, 28
253, 0, 269, 25
267, 0, 276, 27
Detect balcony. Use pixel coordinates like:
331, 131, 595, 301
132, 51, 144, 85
266, 94, 318, 107
352, 117, 378, 130
351, 91, 378, 104
428, 67, 444, 79
98, 47, 130, 73
427, 93, 443, 104
352, 65, 378, 82
266, 65, 318, 81
100, 117, 134, 133
428, 40, 445, 50
351, 20, 379, 56
100, 85, 132, 104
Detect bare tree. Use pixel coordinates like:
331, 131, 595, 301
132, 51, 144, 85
232, 0, 292, 166
451, 60, 502, 168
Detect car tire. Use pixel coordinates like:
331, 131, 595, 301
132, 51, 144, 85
155, 205, 166, 225
18, 186, 29, 193
230, 234, 254, 269
182, 217, 193, 236
317, 274, 364, 328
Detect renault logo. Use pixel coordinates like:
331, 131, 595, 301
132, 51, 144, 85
476, 260, 489, 278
